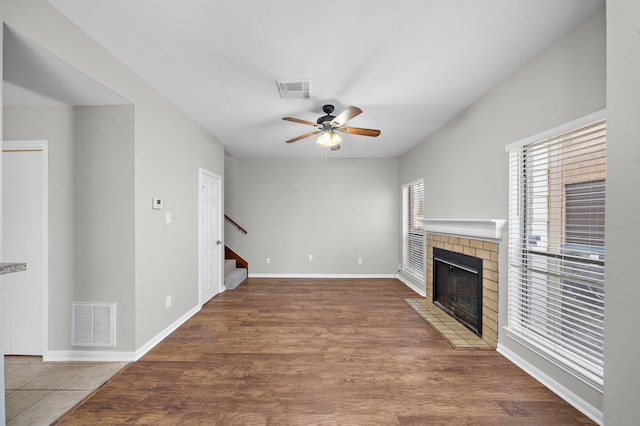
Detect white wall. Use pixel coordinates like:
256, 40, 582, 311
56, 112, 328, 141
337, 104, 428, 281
225, 157, 399, 276
603, 1, 640, 424
399, 7, 606, 419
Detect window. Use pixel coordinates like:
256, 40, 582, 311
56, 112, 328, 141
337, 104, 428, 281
402, 179, 424, 280
506, 113, 606, 389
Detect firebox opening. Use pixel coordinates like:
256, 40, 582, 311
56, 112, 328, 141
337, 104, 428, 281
433, 247, 483, 336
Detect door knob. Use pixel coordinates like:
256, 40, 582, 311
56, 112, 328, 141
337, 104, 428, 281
216, 240, 222, 245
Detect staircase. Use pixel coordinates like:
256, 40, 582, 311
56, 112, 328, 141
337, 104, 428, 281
224, 246, 248, 290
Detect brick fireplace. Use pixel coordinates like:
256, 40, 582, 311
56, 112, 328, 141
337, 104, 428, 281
422, 219, 505, 348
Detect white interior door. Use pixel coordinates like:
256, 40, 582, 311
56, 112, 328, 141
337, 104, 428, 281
199, 169, 222, 304
2, 140, 48, 355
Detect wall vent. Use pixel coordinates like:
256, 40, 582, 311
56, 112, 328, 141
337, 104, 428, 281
276, 79, 311, 98
72, 302, 116, 347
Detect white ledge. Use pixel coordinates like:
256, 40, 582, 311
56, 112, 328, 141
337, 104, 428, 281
421, 219, 506, 241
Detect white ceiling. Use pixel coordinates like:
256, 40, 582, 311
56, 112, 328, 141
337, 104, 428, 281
9, 0, 604, 158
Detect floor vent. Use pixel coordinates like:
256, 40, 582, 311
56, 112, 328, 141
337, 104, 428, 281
72, 302, 116, 347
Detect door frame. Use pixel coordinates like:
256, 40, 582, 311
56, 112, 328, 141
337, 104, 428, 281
2, 140, 49, 355
198, 168, 223, 305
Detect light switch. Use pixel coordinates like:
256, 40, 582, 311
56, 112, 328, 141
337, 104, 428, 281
166, 212, 172, 223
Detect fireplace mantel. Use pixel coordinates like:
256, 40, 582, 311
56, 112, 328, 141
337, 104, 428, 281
421, 219, 506, 241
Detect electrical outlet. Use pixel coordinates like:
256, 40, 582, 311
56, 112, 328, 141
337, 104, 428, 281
309, 254, 313, 261
358, 258, 363, 265
166, 296, 172, 308
266, 258, 271, 264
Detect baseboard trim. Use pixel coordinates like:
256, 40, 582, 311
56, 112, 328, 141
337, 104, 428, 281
395, 273, 426, 296
134, 304, 201, 360
44, 304, 202, 363
249, 273, 397, 278
44, 350, 136, 362
497, 343, 603, 425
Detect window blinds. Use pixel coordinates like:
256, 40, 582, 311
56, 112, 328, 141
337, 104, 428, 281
507, 117, 606, 388
402, 179, 424, 279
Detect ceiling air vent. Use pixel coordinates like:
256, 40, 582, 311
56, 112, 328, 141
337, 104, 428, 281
276, 79, 311, 99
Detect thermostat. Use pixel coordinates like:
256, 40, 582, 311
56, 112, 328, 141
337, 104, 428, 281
152, 198, 163, 210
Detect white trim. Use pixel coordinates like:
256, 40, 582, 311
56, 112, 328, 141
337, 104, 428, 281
497, 343, 603, 425
421, 218, 506, 241
505, 109, 606, 152
3, 140, 49, 357
249, 273, 397, 279
44, 304, 201, 362
44, 350, 136, 362
134, 304, 201, 360
395, 273, 426, 296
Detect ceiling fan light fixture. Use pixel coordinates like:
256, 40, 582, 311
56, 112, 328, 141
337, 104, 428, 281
331, 132, 342, 145
315, 130, 341, 147
283, 104, 379, 147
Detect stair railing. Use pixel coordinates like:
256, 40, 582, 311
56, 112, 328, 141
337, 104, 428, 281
224, 214, 248, 234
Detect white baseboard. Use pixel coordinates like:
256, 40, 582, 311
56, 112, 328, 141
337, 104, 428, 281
134, 304, 201, 360
249, 273, 397, 279
497, 343, 603, 425
44, 304, 201, 363
44, 350, 136, 362
395, 273, 426, 296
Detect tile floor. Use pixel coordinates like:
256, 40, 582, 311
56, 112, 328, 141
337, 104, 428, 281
4, 356, 127, 425
405, 298, 492, 349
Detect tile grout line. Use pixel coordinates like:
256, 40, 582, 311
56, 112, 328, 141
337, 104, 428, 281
404, 298, 492, 350
5, 356, 127, 425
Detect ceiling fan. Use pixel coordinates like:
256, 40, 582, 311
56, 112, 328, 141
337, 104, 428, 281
282, 104, 381, 151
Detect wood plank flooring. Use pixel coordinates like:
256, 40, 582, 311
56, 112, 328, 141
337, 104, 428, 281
56, 278, 594, 425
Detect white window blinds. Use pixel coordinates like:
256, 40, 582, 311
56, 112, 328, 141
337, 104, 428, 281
507, 116, 606, 389
402, 179, 424, 279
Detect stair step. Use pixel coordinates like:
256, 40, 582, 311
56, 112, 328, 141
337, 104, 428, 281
224, 259, 237, 276
224, 267, 247, 290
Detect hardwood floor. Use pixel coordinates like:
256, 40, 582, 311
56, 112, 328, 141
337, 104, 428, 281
56, 278, 594, 425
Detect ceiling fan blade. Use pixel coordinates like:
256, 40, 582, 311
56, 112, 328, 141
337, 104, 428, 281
337, 126, 381, 137
282, 117, 318, 126
330, 106, 362, 126
286, 131, 320, 143
330, 144, 341, 151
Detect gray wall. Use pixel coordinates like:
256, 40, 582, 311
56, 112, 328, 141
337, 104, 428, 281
4, 1, 640, 424
73, 105, 135, 350
399, 7, 605, 416
1, 0, 225, 357
132, 92, 224, 348
225, 157, 399, 275
4, 105, 137, 351
3, 106, 75, 351
603, 1, 640, 424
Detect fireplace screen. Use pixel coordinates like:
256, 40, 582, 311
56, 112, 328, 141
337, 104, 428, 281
433, 248, 483, 336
